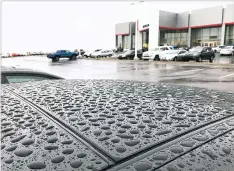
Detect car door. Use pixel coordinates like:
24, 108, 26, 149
201, 47, 208, 59
59, 50, 66, 57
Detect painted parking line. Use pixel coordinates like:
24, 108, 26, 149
169, 69, 204, 75
219, 73, 234, 79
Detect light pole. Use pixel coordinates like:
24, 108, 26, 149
130, 1, 144, 60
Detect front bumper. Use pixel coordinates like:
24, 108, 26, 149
142, 55, 154, 60
220, 51, 232, 55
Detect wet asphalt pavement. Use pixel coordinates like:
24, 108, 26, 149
2, 54, 234, 92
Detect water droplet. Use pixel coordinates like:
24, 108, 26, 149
153, 153, 168, 160
193, 135, 208, 142
27, 161, 46, 169
47, 137, 58, 143
180, 140, 196, 147
111, 138, 120, 143
2, 127, 14, 133
14, 148, 33, 157
62, 148, 74, 155
166, 165, 179, 171
22, 139, 34, 146
134, 162, 152, 171
45, 145, 58, 150
116, 146, 126, 153
4, 158, 13, 164
1, 144, 6, 150
77, 153, 87, 158
70, 160, 83, 168
156, 129, 172, 135
61, 139, 73, 145
46, 131, 56, 136
170, 146, 184, 154
51, 156, 65, 163
5, 145, 17, 152
222, 146, 231, 155
201, 149, 217, 160
125, 140, 140, 146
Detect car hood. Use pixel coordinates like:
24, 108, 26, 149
2, 79, 234, 171
161, 53, 177, 60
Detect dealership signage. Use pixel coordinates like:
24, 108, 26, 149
143, 24, 149, 28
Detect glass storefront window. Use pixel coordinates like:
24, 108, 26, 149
191, 27, 221, 47
225, 25, 234, 45
123, 35, 129, 49
159, 30, 188, 47
132, 35, 135, 49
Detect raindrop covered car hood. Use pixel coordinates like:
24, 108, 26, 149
2, 79, 234, 171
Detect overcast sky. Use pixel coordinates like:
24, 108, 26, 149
2, 1, 233, 53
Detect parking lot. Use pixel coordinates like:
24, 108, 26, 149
2, 53, 234, 92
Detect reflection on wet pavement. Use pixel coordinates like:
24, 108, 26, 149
2, 55, 234, 92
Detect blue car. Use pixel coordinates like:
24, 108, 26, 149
47, 50, 78, 62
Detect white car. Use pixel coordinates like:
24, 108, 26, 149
142, 46, 173, 61
220, 46, 234, 56
1, 53, 11, 58
83, 51, 92, 58
160, 50, 187, 61
212, 45, 225, 53
92, 49, 113, 58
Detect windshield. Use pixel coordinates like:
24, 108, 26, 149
167, 50, 179, 54
124, 50, 134, 55
190, 47, 203, 52
149, 48, 159, 51
223, 46, 232, 49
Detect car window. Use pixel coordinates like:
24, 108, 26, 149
5, 75, 55, 84
179, 51, 186, 54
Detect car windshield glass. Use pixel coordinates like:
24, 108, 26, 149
6, 75, 53, 84
124, 50, 133, 55
190, 47, 203, 52
149, 48, 159, 51
167, 50, 179, 54
224, 46, 232, 49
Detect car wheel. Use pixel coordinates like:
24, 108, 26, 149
196, 56, 202, 62
214, 50, 217, 53
209, 55, 214, 63
97, 56, 100, 58
173, 57, 178, 61
154, 55, 160, 61
54, 56, 59, 62
232, 52, 234, 56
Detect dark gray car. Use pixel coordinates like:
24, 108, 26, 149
177, 46, 215, 62
1, 79, 234, 171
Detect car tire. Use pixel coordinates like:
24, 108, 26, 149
173, 57, 178, 61
209, 55, 214, 63
232, 52, 234, 56
196, 56, 202, 62
154, 55, 160, 61
97, 56, 100, 58
214, 50, 217, 53
53, 56, 59, 62
70, 55, 76, 60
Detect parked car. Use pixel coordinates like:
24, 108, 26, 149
212, 45, 225, 53
142, 46, 173, 61
1, 53, 11, 58
177, 46, 215, 62
47, 50, 78, 62
90, 49, 102, 58
83, 51, 92, 58
2, 79, 234, 171
160, 49, 187, 61
74, 49, 85, 56
118, 49, 143, 60
1, 66, 63, 84
91, 49, 113, 58
220, 46, 234, 56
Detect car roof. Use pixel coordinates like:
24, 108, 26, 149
1, 66, 64, 79
2, 79, 234, 170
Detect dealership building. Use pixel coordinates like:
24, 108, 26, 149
115, 4, 234, 50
